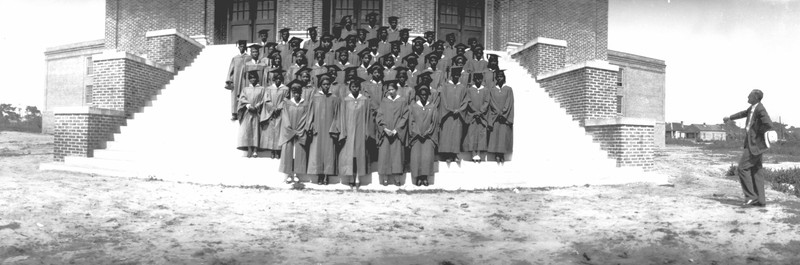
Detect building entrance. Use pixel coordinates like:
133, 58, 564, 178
437, 0, 484, 46
226, 0, 277, 43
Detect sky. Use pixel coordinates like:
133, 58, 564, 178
0, 0, 798, 127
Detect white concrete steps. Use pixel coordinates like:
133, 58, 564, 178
40, 45, 667, 190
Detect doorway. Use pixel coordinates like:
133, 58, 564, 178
227, 0, 277, 43
437, 0, 484, 46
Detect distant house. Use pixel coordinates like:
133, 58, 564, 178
684, 124, 727, 141
665, 122, 685, 139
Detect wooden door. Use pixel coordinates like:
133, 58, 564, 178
228, 0, 277, 43
437, 0, 484, 45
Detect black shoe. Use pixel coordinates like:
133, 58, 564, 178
317, 176, 324, 185
422, 177, 429, 187
415, 178, 422, 186
323, 176, 329, 185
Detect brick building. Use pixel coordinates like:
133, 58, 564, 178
43, 0, 666, 172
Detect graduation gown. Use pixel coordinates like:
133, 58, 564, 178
463, 84, 490, 152
465, 59, 488, 84
281, 46, 297, 71
397, 84, 416, 106
377, 41, 392, 57
306, 91, 341, 175
363, 24, 380, 40
438, 80, 469, 153
376, 96, 409, 175
237, 84, 266, 150
278, 98, 311, 174
487, 85, 514, 154
387, 28, 400, 42
356, 65, 370, 81
398, 43, 412, 59
302, 85, 317, 103
408, 100, 439, 177
226, 53, 250, 114
330, 93, 373, 176
260, 83, 288, 151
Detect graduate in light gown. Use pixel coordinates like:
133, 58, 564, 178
487, 70, 514, 163
463, 72, 490, 162
260, 68, 289, 159
237, 70, 267, 157
306, 75, 341, 185
376, 80, 409, 186
329, 76, 373, 188
408, 85, 439, 186
279, 80, 312, 183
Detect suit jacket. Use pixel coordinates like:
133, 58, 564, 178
729, 103, 774, 155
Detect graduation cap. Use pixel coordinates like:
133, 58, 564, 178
380, 54, 396, 62
367, 38, 380, 47
471, 72, 484, 79
367, 63, 384, 74
269, 50, 282, 57
412, 36, 426, 43
358, 49, 372, 58
343, 66, 359, 74
325, 65, 342, 72
357, 28, 369, 35
237, 40, 248, 46
247, 70, 261, 78
416, 71, 433, 83
486, 54, 500, 61
389, 40, 404, 47
426, 52, 441, 60
454, 43, 468, 50
366, 12, 380, 18
394, 66, 409, 73
424, 31, 435, 36
320, 34, 334, 41
270, 68, 286, 75
279, 28, 291, 33
378, 26, 390, 32
248, 44, 263, 49
295, 67, 313, 76
383, 79, 399, 87
347, 76, 365, 85
264, 42, 278, 48
344, 34, 358, 42
286, 79, 306, 91
450, 67, 464, 76
258, 29, 270, 35
452, 54, 468, 64
307, 26, 318, 32
313, 46, 327, 54
446, 32, 456, 38
399, 28, 411, 34
467, 37, 478, 43
494, 69, 507, 77
335, 46, 350, 54
474, 44, 485, 50
388, 16, 399, 22
341, 15, 353, 21
316, 73, 333, 85
293, 48, 308, 54
289, 37, 303, 44
415, 83, 431, 94
402, 53, 419, 63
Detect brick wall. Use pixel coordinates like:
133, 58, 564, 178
278, 0, 315, 31
53, 107, 126, 161
106, 0, 213, 55
511, 39, 567, 77
494, 0, 607, 64
92, 51, 174, 117
584, 121, 655, 171
537, 62, 619, 125
145, 30, 204, 72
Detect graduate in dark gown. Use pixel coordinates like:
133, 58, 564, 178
408, 85, 439, 186
438, 67, 469, 162
260, 69, 289, 158
463, 72, 491, 162
279, 80, 312, 183
330, 76, 373, 188
487, 70, 514, 163
376, 80, 409, 186
226, 40, 250, 121
306, 75, 341, 185
237, 70, 266, 157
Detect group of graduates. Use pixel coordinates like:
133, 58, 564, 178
225, 14, 514, 187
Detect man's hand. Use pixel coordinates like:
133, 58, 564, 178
723, 116, 730, 123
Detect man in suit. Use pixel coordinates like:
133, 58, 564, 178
723, 89, 774, 207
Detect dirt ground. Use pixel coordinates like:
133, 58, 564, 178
2, 131, 800, 265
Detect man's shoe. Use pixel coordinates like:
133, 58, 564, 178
742, 199, 757, 206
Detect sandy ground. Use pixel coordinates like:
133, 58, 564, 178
2, 131, 800, 265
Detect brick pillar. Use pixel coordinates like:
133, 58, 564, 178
53, 107, 126, 162
145, 29, 205, 72
92, 50, 175, 117
585, 118, 655, 171
510, 37, 567, 78
537, 60, 620, 125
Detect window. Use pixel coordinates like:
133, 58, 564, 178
616, 67, 623, 86
86, 56, 93, 76
326, 0, 382, 34
85, 85, 93, 104
616, 95, 623, 114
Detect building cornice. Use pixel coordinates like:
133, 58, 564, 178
537, 60, 619, 80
